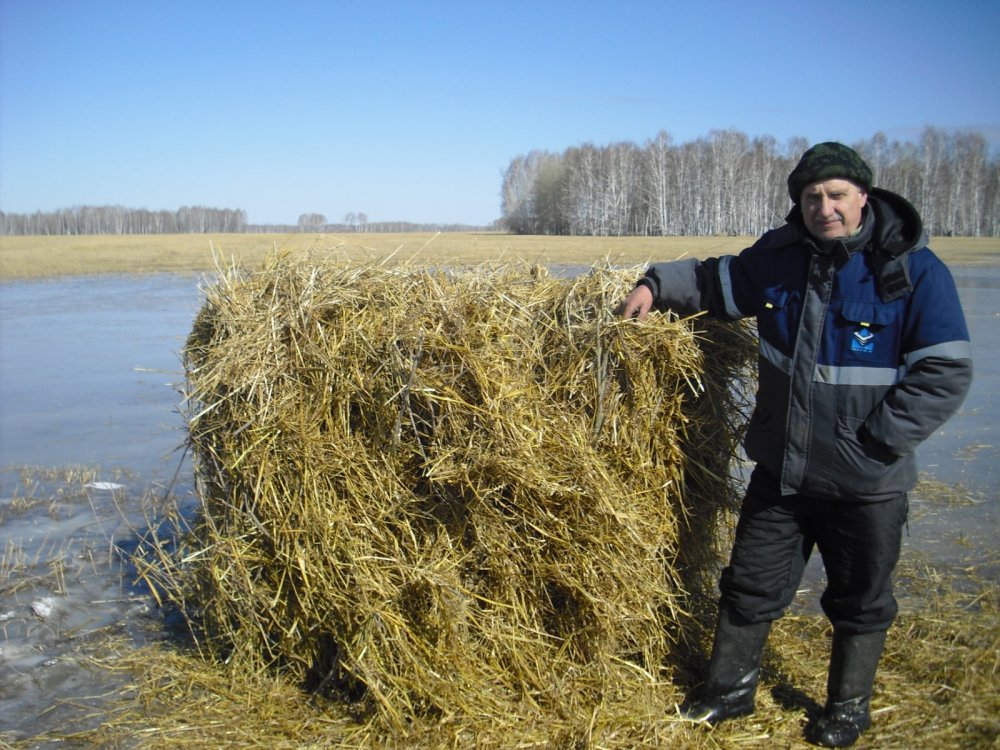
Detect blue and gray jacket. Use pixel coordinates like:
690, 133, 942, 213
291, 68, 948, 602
639, 188, 973, 501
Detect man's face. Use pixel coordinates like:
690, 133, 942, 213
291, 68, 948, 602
799, 179, 868, 240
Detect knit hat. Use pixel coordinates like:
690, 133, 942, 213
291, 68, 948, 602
787, 142, 873, 203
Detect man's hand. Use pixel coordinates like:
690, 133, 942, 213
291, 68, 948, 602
620, 283, 654, 320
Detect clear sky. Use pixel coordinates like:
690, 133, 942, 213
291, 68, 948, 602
2, 0, 998, 227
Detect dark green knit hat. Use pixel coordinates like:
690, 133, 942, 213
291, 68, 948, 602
787, 142, 873, 202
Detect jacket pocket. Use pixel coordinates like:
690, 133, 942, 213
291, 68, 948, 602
757, 288, 799, 354
837, 300, 900, 366
831, 415, 914, 498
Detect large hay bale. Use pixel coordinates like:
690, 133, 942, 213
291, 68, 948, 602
176, 256, 754, 734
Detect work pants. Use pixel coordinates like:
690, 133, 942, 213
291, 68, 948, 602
719, 466, 908, 634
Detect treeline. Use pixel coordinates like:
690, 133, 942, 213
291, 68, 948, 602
249, 221, 493, 234
500, 127, 1000, 237
0, 205, 492, 237
269, 212, 493, 234
0, 205, 248, 236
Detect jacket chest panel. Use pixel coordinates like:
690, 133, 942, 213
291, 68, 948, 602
756, 253, 903, 369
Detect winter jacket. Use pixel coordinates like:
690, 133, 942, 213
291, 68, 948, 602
639, 189, 973, 501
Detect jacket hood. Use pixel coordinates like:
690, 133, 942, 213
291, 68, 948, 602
866, 188, 927, 256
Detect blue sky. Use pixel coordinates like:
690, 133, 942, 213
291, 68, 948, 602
2, 0, 998, 227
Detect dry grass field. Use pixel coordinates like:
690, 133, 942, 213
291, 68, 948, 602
1, 232, 998, 280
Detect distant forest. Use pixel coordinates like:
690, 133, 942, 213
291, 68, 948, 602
2, 126, 997, 237
501, 127, 999, 237
0, 204, 488, 237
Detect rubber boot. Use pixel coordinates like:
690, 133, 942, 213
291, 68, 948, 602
807, 629, 888, 748
681, 607, 772, 724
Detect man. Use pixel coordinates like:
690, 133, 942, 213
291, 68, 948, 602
621, 142, 972, 748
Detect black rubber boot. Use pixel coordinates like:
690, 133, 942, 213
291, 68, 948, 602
807, 629, 888, 747
681, 608, 771, 724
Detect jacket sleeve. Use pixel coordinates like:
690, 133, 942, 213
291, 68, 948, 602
862, 256, 973, 457
640, 258, 703, 316
640, 256, 746, 320
863, 354, 972, 457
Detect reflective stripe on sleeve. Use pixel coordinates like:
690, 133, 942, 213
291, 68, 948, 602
718, 256, 743, 320
903, 339, 973, 368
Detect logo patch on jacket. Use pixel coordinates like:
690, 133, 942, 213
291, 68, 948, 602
851, 325, 875, 353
